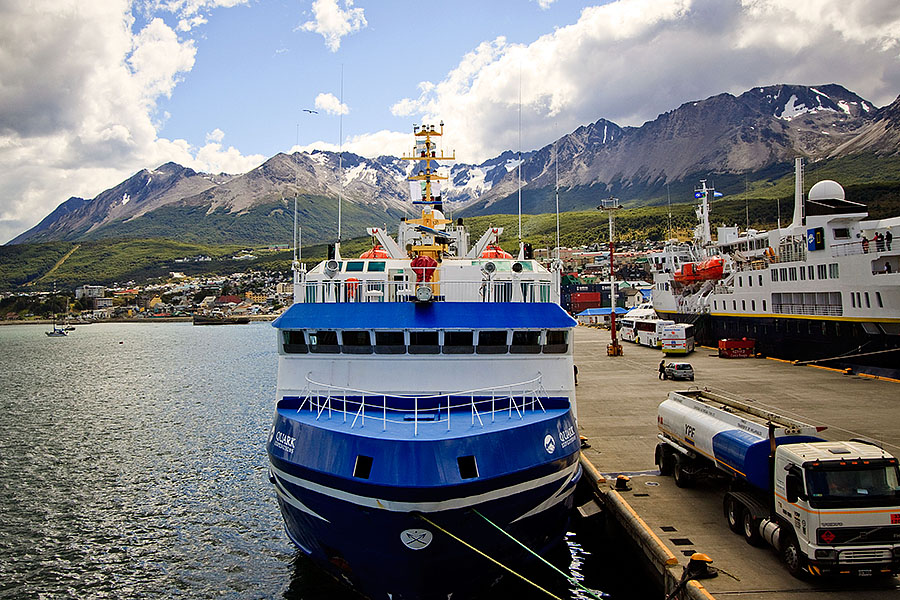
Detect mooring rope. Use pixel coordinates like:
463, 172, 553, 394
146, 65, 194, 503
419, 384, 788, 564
472, 509, 608, 600
413, 512, 563, 600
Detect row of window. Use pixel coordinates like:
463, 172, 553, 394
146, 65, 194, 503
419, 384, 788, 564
766, 263, 838, 284
282, 329, 569, 355
850, 290, 885, 309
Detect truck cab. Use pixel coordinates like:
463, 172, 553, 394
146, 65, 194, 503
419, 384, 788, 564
774, 441, 900, 576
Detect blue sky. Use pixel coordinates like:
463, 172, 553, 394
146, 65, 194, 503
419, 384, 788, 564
2, 0, 900, 244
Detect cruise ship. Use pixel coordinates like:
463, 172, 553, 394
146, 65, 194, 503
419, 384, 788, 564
265, 123, 582, 598
651, 159, 899, 374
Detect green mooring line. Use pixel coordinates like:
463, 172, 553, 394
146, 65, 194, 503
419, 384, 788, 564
414, 512, 563, 600
472, 509, 607, 600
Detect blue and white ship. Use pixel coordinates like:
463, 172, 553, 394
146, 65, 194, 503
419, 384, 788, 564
266, 123, 582, 599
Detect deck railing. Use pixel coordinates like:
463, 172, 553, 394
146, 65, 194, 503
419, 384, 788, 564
294, 277, 555, 304
285, 374, 555, 435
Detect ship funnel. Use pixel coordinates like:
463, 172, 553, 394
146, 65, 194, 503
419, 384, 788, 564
791, 157, 805, 228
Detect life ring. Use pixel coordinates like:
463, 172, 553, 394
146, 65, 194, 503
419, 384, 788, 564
346, 277, 359, 299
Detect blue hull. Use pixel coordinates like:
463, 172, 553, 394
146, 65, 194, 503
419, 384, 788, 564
266, 399, 581, 599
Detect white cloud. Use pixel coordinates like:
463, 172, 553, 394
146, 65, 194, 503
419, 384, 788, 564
393, 0, 900, 163
206, 128, 225, 143
0, 0, 261, 244
315, 92, 350, 115
535, 0, 558, 9
299, 0, 368, 52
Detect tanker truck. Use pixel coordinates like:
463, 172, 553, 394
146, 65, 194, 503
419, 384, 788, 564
655, 389, 900, 578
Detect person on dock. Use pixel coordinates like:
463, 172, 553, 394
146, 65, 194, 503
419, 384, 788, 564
658, 359, 666, 380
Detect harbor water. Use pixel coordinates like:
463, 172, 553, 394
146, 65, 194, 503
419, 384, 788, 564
0, 323, 640, 599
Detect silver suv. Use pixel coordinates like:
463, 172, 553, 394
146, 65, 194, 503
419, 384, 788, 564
664, 362, 694, 381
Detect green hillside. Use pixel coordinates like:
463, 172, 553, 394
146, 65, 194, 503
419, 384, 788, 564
4, 174, 900, 292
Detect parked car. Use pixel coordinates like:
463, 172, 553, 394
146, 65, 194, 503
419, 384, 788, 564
664, 362, 694, 381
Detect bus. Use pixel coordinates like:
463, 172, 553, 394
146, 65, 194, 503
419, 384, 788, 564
619, 318, 638, 342
635, 318, 675, 348
661, 323, 695, 355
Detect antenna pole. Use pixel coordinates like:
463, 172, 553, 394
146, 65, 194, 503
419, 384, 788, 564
517, 69, 522, 248
338, 64, 344, 245
555, 140, 560, 263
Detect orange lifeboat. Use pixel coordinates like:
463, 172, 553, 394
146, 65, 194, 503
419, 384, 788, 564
360, 244, 390, 259
673, 256, 724, 284
480, 244, 513, 259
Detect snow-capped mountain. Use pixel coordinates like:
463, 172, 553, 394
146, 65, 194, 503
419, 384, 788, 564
9, 83, 898, 246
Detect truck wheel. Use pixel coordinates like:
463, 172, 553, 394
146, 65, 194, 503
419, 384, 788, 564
725, 496, 742, 534
742, 511, 762, 546
673, 457, 693, 488
656, 445, 674, 475
781, 534, 806, 578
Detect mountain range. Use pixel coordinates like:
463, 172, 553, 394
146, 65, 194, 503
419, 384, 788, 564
10, 83, 900, 247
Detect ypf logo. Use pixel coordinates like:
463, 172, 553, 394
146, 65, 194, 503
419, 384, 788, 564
544, 434, 556, 454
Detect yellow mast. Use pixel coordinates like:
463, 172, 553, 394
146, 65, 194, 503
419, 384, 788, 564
401, 122, 454, 261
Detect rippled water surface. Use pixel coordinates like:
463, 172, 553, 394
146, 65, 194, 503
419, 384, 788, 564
0, 323, 611, 599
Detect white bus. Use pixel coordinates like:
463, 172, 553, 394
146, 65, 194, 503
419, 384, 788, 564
619, 318, 638, 343
634, 318, 675, 348
661, 323, 695, 355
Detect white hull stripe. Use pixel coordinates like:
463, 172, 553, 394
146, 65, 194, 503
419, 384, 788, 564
511, 466, 579, 523
271, 462, 579, 515
273, 473, 331, 522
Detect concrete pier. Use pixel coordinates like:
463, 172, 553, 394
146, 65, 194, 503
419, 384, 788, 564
573, 325, 900, 599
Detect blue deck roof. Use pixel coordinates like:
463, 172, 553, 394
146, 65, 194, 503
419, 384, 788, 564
576, 307, 627, 316
273, 302, 577, 330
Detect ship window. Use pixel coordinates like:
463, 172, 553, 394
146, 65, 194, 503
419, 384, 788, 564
865, 292, 871, 308
374, 331, 406, 354
443, 330, 474, 354
789, 267, 797, 281
738, 276, 742, 287
758, 274, 763, 286
458, 455, 478, 479
308, 330, 339, 353
851, 293, 856, 308
341, 330, 372, 354
780, 268, 788, 281
752, 300, 756, 311
742, 300, 746, 311
282, 330, 308, 353
353, 455, 373, 479
713, 301, 717, 310
799, 267, 806, 281
876, 292, 883, 308
763, 300, 767, 311
510, 330, 541, 354
829, 263, 839, 279
544, 330, 568, 353
856, 292, 862, 307
833, 227, 850, 240
409, 330, 440, 354
771, 270, 778, 282
366, 261, 386, 272
732, 300, 737, 310
477, 330, 509, 354
748, 276, 752, 287
345, 261, 365, 272
817, 264, 827, 279
808, 266, 814, 280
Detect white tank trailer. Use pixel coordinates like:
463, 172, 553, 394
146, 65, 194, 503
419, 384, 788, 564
656, 389, 900, 578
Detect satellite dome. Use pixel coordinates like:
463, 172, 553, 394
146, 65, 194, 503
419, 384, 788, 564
808, 180, 845, 202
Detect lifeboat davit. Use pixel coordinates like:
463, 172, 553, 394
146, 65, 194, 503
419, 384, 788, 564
360, 244, 391, 259
673, 256, 724, 284
480, 244, 513, 259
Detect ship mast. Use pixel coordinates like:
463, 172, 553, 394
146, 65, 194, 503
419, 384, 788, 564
401, 122, 455, 261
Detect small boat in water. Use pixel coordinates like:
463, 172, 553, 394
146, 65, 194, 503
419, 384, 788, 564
266, 123, 581, 599
192, 313, 250, 325
45, 325, 68, 337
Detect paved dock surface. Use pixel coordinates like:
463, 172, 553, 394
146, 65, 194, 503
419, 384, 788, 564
573, 325, 900, 599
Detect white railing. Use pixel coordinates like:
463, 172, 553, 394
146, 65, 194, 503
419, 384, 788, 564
771, 304, 843, 316
831, 240, 865, 257
296, 277, 555, 304
286, 374, 554, 435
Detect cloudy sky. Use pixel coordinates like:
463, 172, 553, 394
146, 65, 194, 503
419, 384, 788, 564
2, 0, 900, 244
